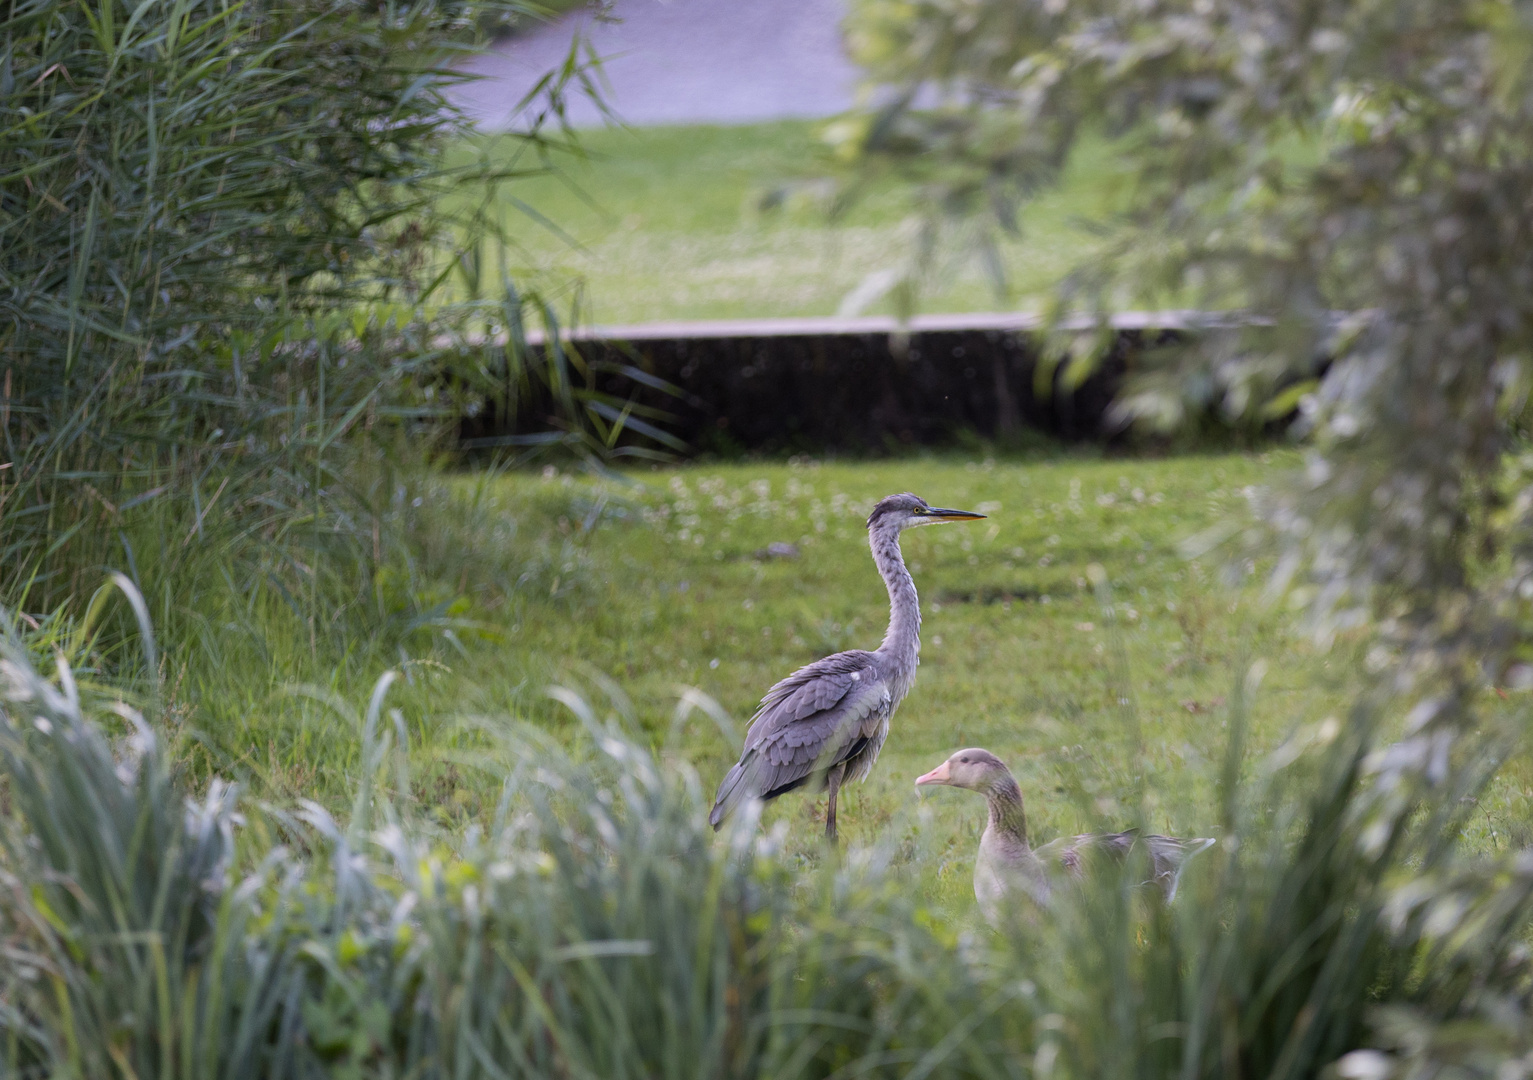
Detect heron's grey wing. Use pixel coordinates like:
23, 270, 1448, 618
710, 651, 885, 827
755, 679, 890, 785
750, 651, 880, 730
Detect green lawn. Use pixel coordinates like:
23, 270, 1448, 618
459, 121, 1125, 324
182, 446, 1533, 916
221, 450, 1393, 909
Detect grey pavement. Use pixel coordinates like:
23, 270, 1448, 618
450, 0, 861, 130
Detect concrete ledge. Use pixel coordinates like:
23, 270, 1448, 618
514, 310, 1218, 346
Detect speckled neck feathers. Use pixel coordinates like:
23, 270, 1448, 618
869, 521, 920, 692
983, 774, 1030, 849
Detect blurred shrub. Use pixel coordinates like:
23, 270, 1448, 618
845, 1, 1533, 1072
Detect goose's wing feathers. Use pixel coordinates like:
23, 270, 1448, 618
710, 651, 889, 827
1144, 834, 1217, 900
1033, 830, 1216, 900
1034, 833, 1116, 878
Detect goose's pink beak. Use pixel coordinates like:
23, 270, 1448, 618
915, 760, 952, 787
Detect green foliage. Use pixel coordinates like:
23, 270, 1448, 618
845, 0, 1533, 1073
6, 0, 1533, 1071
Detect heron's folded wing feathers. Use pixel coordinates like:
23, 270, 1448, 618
711, 651, 887, 828
708, 753, 761, 828
1145, 834, 1217, 899
752, 651, 878, 725
758, 678, 889, 767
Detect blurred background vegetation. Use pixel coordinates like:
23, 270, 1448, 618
8, 0, 1533, 1078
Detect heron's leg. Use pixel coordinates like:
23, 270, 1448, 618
825, 763, 847, 842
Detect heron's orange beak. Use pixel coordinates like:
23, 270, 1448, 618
915, 760, 952, 787
921, 507, 986, 523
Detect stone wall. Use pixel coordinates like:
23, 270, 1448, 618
458, 322, 1176, 456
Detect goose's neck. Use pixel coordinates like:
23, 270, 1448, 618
985, 775, 1030, 848
870, 524, 920, 677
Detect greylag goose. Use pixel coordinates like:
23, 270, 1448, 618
709, 494, 985, 840
916, 748, 1215, 920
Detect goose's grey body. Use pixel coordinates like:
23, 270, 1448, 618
974, 814, 1050, 914
709, 494, 985, 839
917, 749, 1216, 921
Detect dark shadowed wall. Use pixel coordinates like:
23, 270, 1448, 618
458, 325, 1165, 456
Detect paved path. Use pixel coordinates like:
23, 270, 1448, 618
450, 0, 860, 130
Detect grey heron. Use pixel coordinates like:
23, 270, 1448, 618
708, 493, 986, 841
916, 748, 1215, 920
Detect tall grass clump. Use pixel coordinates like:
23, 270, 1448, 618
9, 576, 1533, 1079
0, 0, 666, 673
0, 602, 1029, 1079
1018, 652, 1533, 1080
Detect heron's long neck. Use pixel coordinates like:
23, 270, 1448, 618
986, 775, 1030, 848
870, 524, 920, 678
